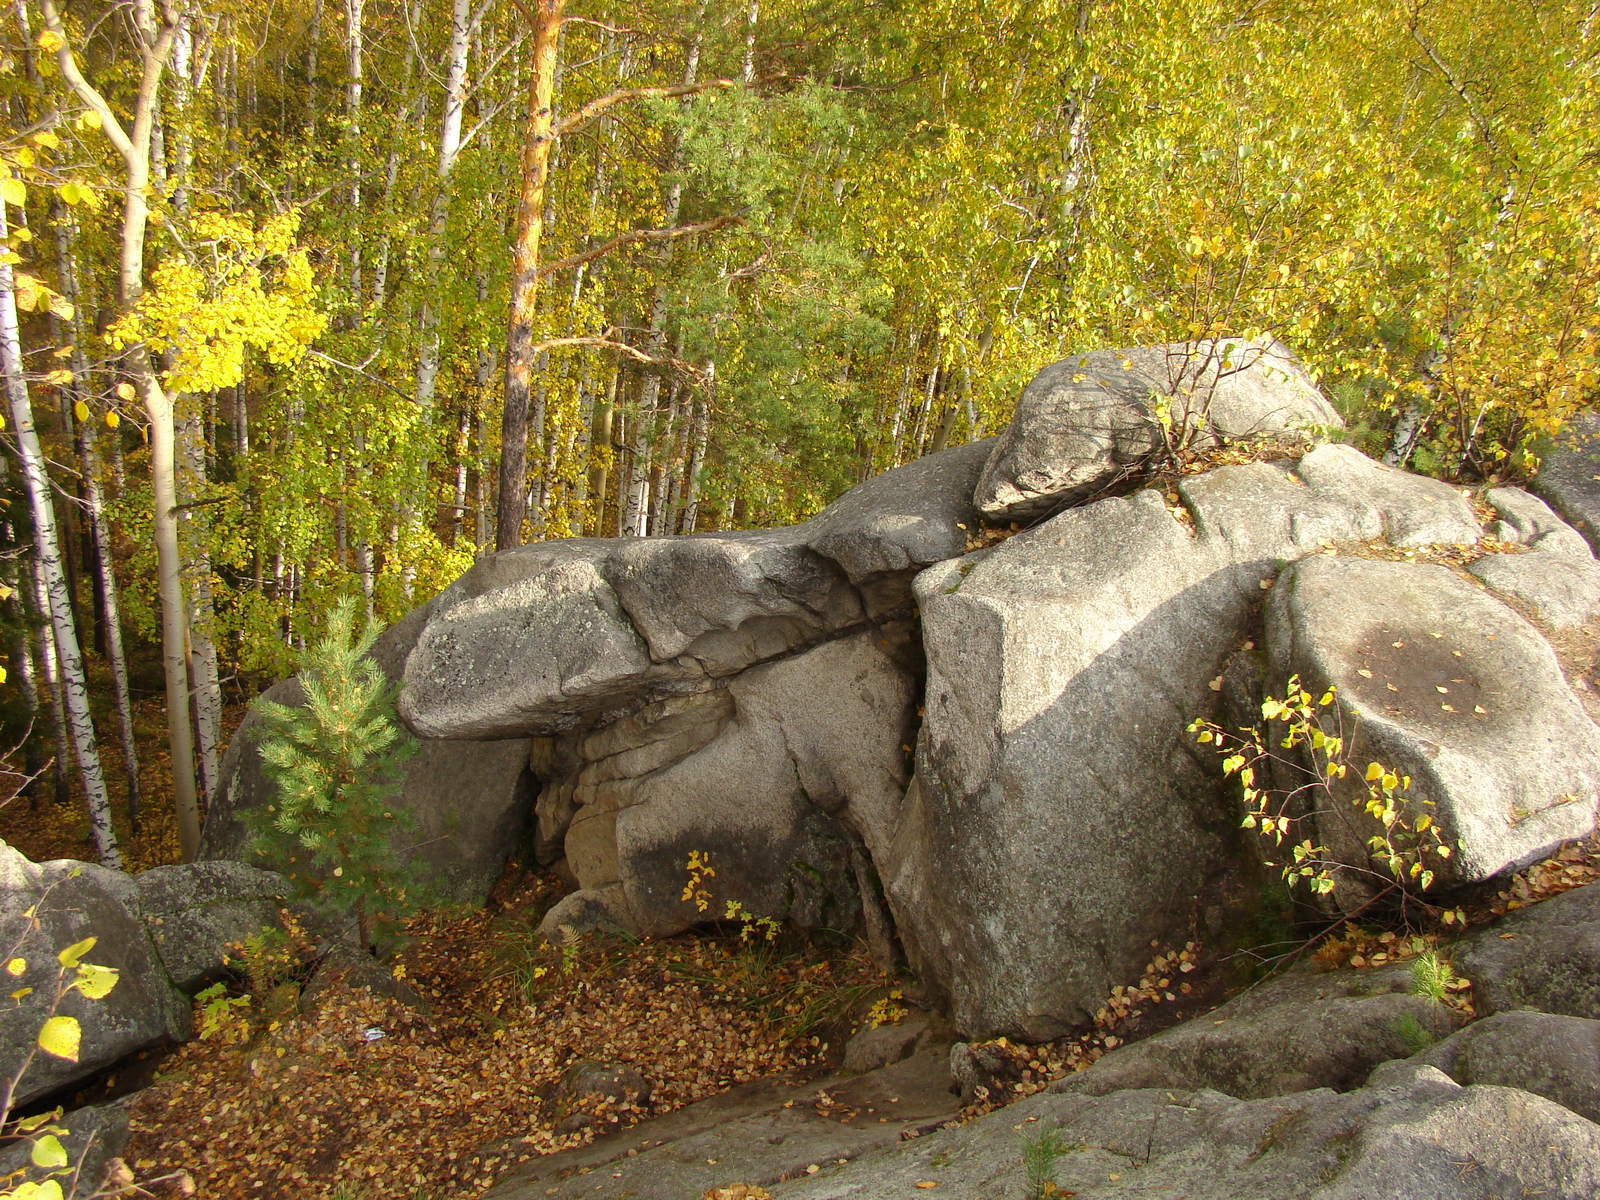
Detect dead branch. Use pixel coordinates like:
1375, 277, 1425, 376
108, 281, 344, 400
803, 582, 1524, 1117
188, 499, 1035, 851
537, 215, 743, 278
556, 79, 734, 138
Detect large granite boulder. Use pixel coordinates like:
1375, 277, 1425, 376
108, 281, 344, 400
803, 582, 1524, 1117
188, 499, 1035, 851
202, 602, 536, 907
885, 440, 1509, 1039
0, 843, 190, 1109
532, 628, 917, 939
1265, 556, 1600, 903
974, 337, 1341, 521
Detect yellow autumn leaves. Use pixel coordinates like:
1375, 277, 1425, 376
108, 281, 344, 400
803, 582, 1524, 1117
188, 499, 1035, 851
107, 209, 327, 395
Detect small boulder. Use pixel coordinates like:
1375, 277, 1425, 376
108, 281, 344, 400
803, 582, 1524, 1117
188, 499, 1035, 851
1532, 413, 1600, 554
1481, 486, 1594, 557
135, 861, 287, 993
974, 337, 1339, 521
842, 1011, 933, 1074
0, 1101, 130, 1196
1455, 882, 1600, 1020
1470, 549, 1600, 629
1291, 443, 1481, 547
802, 438, 993, 614
0, 843, 190, 1109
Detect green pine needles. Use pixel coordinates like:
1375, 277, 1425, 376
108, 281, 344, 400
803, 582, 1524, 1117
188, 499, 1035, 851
248, 598, 422, 951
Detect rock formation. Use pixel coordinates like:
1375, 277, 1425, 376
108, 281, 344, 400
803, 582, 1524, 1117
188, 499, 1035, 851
205, 341, 1600, 1045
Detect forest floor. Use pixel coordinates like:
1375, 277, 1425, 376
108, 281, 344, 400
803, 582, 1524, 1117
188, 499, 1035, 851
4, 702, 1600, 1200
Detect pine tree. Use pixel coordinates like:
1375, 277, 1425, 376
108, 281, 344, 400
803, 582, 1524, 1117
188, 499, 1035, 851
249, 598, 422, 951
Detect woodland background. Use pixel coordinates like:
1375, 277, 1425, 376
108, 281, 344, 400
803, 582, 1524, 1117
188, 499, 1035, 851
0, 0, 1596, 865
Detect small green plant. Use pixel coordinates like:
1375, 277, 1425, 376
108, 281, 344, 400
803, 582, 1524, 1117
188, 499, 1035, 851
194, 983, 253, 1044
1020, 1126, 1071, 1199
1408, 949, 1457, 1002
723, 899, 782, 945
247, 597, 426, 951
1189, 676, 1454, 900
1390, 1011, 1436, 1054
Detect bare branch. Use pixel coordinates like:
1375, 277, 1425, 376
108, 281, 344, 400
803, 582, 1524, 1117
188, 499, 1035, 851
537, 215, 743, 278
529, 335, 706, 380
556, 79, 735, 138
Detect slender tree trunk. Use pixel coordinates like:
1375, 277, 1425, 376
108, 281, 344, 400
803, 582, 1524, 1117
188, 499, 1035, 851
677, 369, 711, 535
0, 193, 121, 869
496, 0, 564, 550
415, 0, 474, 408
53, 202, 142, 831
587, 365, 617, 536
44, 0, 199, 860
178, 412, 223, 801
29, 566, 72, 809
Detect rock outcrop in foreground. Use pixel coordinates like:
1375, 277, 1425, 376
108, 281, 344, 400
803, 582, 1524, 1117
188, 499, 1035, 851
209, 341, 1600, 1046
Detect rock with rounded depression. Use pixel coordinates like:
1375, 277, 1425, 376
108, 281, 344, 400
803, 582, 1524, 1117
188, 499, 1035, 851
1291, 443, 1482, 547
1265, 556, 1600, 899
974, 337, 1340, 522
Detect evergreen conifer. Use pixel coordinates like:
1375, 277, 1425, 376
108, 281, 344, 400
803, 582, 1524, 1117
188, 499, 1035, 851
248, 599, 423, 951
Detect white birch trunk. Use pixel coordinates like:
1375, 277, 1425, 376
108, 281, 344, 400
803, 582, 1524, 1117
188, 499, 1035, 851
0, 193, 120, 869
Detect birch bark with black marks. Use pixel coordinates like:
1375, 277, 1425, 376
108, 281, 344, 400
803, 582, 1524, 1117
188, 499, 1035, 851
0, 191, 121, 869
53, 200, 142, 830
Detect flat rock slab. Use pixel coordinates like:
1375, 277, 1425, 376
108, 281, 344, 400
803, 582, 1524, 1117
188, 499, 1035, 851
486, 1051, 961, 1200
1266, 556, 1600, 894
1471, 549, 1600, 629
771, 1071, 1600, 1200
1052, 963, 1456, 1100
1455, 882, 1600, 1020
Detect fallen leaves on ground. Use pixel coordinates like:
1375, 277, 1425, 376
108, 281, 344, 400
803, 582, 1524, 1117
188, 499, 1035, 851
125, 871, 881, 1200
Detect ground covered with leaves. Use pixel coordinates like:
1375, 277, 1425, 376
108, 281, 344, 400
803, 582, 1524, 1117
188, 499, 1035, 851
120, 871, 885, 1200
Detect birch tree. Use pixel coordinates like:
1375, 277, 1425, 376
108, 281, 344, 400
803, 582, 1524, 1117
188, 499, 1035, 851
42, 0, 201, 860
0, 181, 120, 869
